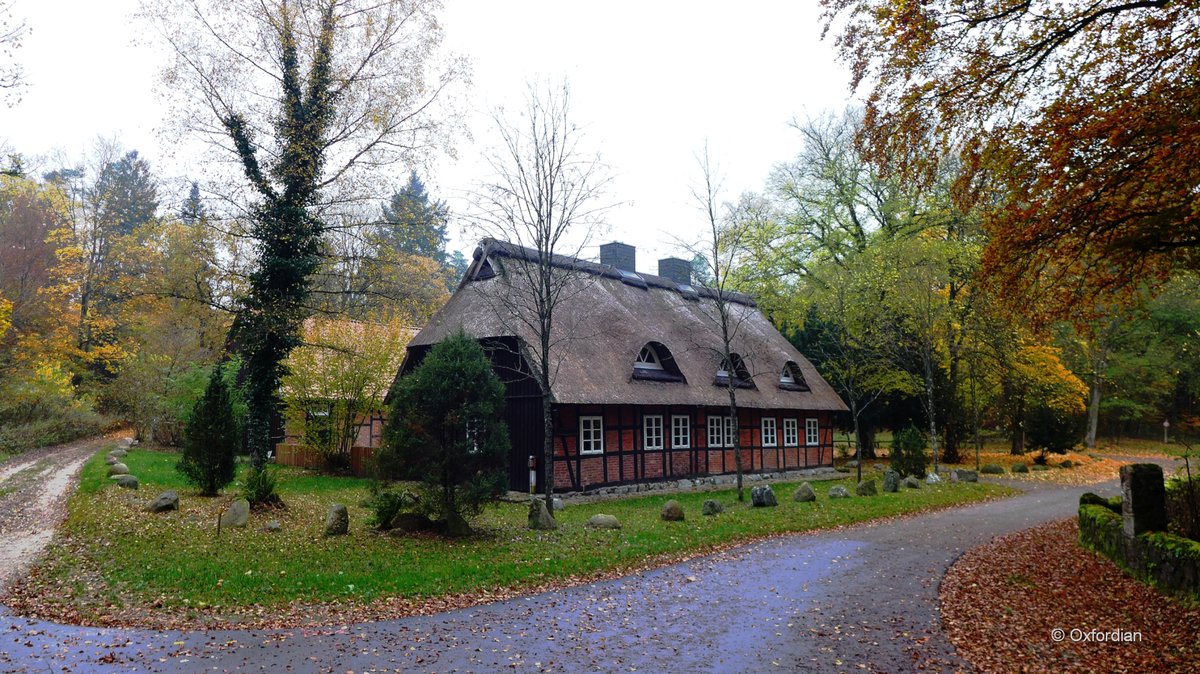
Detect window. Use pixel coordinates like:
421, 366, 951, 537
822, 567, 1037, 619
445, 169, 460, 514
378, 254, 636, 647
465, 418, 480, 454
761, 417, 777, 447
671, 415, 690, 449
632, 342, 686, 382
580, 416, 604, 454
783, 418, 799, 447
779, 361, 811, 391
805, 418, 820, 446
715, 353, 755, 389
708, 416, 735, 447
643, 415, 664, 450
707, 416, 723, 447
634, 345, 663, 370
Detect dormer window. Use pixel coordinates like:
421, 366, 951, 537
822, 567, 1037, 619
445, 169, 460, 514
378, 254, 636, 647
632, 342, 686, 383
475, 256, 496, 281
779, 361, 810, 392
715, 353, 754, 389
634, 345, 663, 370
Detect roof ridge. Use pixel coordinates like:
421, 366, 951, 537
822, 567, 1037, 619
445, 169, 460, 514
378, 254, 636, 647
476, 238, 757, 307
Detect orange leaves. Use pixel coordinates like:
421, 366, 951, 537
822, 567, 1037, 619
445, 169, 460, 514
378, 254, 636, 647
823, 0, 1200, 321
942, 518, 1200, 673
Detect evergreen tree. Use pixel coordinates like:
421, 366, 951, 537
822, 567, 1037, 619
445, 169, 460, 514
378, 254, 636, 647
90, 150, 159, 236
379, 170, 449, 261
177, 365, 238, 496
378, 332, 509, 536
180, 181, 204, 226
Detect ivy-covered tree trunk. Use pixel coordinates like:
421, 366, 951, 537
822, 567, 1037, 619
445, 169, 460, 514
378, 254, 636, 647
226, 6, 338, 468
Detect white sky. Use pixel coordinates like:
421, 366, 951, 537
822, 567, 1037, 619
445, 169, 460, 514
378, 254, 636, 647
0, 0, 857, 270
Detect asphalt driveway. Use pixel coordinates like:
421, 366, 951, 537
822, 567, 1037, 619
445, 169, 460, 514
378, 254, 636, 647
5, 448, 1179, 674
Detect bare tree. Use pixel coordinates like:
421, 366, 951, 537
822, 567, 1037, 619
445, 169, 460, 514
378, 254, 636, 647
142, 0, 465, 469
469, 81, 611, 522
688, 148, 757, 502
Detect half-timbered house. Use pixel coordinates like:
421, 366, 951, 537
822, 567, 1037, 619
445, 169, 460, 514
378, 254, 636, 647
394, 239, 848, 492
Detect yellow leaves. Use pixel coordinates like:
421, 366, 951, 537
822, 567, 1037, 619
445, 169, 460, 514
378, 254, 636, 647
0, 294, 11, 340
1012, 345, 1088, 415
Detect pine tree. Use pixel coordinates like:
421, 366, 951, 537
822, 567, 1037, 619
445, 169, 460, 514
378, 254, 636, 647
378, 332, 509, 536
380, 170, 449, 262
177, 365, 239, 496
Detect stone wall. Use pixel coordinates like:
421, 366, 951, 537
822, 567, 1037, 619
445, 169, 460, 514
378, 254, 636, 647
1078, 502, 1200, 602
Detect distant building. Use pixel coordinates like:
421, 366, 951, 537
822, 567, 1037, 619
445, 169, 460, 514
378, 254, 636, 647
392, 239, 848, 492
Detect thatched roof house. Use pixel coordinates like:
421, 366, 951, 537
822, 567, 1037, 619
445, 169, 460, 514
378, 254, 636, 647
398, 239, 848, 492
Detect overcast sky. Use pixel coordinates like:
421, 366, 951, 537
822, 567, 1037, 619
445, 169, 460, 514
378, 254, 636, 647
0, 0, 857, 269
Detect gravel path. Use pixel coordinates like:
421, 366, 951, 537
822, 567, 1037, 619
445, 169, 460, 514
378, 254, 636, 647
0, 452, 1179, 673
0, 433, 121, 592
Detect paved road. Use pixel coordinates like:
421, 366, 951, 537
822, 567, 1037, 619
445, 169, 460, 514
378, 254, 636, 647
0, 454, 1171, 674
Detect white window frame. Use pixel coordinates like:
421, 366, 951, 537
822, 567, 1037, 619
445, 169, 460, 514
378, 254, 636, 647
725, 416, 737, 447
761, 417, 777, 447
706, 416, 726, 448
580, 416, 604, 455
671, 415, 691, 449
805, 418, 820, 446
643, 414, 664, 450
634, 345, 664, 370
783, 418, 799, 447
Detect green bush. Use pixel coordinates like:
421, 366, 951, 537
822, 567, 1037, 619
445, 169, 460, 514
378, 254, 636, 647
1012, 462, 1029, 473
242, 466, 282, 508
0, 409, 108, 455
364, 488, 420, 529
1027, 404, 1084, 458
890, 426, 929, 478
1166, 476, 1200, 541
1080, 492, 1122, 514
176, 368, 238, 496
981, 463, 1006, 474
378, 332, 509, 536
0, 361, 108, 454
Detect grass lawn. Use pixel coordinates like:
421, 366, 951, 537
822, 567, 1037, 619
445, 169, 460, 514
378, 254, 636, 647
15, 443, 1016, 628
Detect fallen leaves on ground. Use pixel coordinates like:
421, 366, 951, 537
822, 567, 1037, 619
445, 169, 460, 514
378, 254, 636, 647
3, 488, 1014, 632
941, 518, 1200, 673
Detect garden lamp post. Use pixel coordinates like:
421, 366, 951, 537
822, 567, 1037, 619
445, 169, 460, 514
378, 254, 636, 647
1164, 419, 1170, 443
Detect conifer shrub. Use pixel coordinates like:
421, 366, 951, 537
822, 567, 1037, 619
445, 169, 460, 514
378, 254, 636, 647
377, 332, 509, 536
890, 426, 929, 478
176, 367, 238, 496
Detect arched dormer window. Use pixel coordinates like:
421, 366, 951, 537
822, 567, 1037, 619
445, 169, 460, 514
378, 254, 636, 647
634, 345, 663, 370
715, 353, 755, 389
779, 360, 811, 392
632, 342, 686, 383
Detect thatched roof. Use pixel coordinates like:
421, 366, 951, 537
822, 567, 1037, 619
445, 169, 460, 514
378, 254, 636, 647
406, 239, 848, 412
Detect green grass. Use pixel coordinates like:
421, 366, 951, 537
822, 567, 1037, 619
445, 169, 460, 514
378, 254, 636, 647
42, 447, 1016, 617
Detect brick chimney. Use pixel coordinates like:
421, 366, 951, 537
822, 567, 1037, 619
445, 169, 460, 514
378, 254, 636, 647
600, 241, 636, 273
658, 257, 691, 285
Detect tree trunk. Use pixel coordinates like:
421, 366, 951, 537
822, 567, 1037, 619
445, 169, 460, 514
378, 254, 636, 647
542, 390, 554, 509
851, 399, 862, 484
727, 385, 743, 502
1086, 376, 1102, 449
923, 350, 939, 476
860, 422, 877, 460
1010, 396, 1025, 455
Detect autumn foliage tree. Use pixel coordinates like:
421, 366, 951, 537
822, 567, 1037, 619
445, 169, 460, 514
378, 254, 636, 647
144, 0, 464, 469
822, 0, 1200, 317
